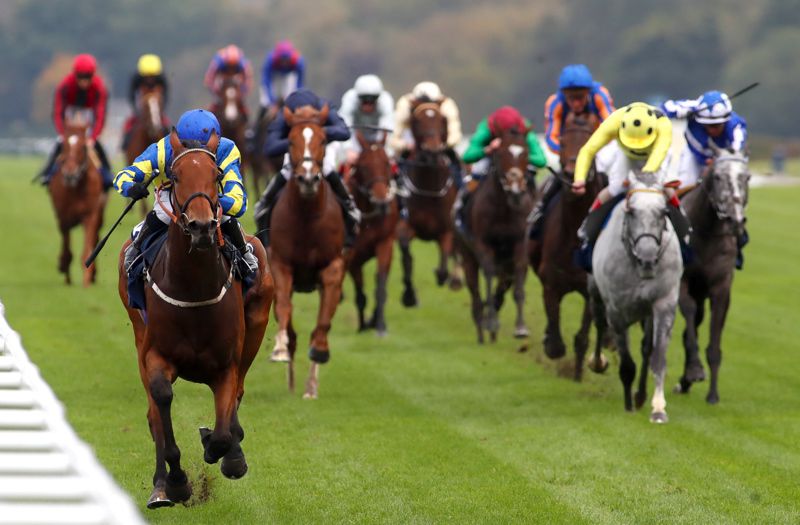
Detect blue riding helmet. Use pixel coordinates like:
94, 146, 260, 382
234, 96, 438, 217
175, 109, 221, 145
695, 90, 732, 124
559, 64, 593, 90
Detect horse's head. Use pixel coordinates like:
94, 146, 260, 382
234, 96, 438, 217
410, 100, 447, 153
705, 144, 750, 236
353, 130, 394, 215
168, 129, 222, 250
220, 73, 243, 123
285, 104, 328, 198
59, 122, 89, 187
623, 177, 669, 278
491, 129, 530, 207
139, 86, 164, 139
560, 111, 598, 179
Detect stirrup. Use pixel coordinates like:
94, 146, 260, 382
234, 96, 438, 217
242, 244, 259, 273
123, 244, 141, 274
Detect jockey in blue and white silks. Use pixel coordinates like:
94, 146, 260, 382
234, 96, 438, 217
661, 90, 748, 189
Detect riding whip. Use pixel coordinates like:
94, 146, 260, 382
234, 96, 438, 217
689, 82, 760, 116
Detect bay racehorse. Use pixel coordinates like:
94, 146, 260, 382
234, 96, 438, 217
49, 119, 107, 286
528, 112, 607, 380
117, 130, 273, 508
675, 146, 750, 404
589, 174, 682, 422
397, 99, 461, 307
258, 104, 346, 399
346, 130, 399, 336
212, 73, 249, 183
455, 129, 533, 343
125, 86, 167, 217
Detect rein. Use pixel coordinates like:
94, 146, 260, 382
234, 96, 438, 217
623, 188, 669, 267
401, 171, 453, 198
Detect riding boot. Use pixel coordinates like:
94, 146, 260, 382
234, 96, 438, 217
253, 174, 287, 247
38, 142, 63, 185
124, 210, 162, 273
527, 175, 561, 239
445, 148, 464, 189
325, 172, 361, 247
221, 218, 259, 274
736, 227, 749, 270
93, 142, 114, 191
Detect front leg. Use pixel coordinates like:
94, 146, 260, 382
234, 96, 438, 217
350, 263, 368, 332
306, 257, 346, 399
371, 236, 394, 336
650, 296, 678, 423
270, 258, 294, 363
706, 283, 731, 405
397, 223, 417, 307
677, 280, 704, 393
512, 241, 530, 339
477, 242, 498, 342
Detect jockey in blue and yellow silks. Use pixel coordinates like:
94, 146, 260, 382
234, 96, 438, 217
116, 108, 257, 274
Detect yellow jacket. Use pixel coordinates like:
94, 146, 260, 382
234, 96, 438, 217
574, 104, 672, 184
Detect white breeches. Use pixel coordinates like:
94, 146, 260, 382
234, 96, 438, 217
601, 142, 674, 197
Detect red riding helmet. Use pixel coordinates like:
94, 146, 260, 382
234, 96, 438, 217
221, 45, 243, 66
489, 106, 527, 135
73, 54, 97, 76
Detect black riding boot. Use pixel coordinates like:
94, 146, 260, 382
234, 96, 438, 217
221, 218, 259, 274
253, 174, 287, 247
445, 148, 464, 189
124, 210, 163, 273
527, 175, 561, 239
93, 142, 114, 191
38, 142, 63, 185
575, 195, 625, 272
325, 172, 361, 248
736, 227, 749, 270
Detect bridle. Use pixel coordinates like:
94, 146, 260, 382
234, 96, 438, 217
352, 156, 399, 218
157, 148, 223, 237
702, 155, 750, 223
622, 188, 669, 267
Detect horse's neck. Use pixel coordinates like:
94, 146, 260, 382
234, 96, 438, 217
559, 181, 597, 227
410, 154, 447, 186
157, 224, 228, 296
684, 185, 718, 236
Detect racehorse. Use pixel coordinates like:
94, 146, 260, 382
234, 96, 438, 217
346, 129, 399, 336
48, 119, 107, 286
675, 146, 750, 404
589, 174, 682, 423
249, 99, 284, 197
257, 103, 346, 399
212, 73, 249, 183
528, 112, 607, 380
456, 129, 534, 343
396, 99, 461, 307
117, 130, 273, 508
125, 86, 166, 217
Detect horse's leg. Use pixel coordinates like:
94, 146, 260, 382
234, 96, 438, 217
306, 258, 345, 399
587, 281, 610, 374
614, 323, 635, 412
398, 223, 418, 307
141, 353, 190, 507
477, 246, 499, 343
676, 281, 705, 394
287, 317, 297, 393
200, 366, 239, 465
635, 317, 654, 409
58, 226, 72, 285
81, 211, 101, 287
270, 261, 293, 363
371, 237, 394, 336
449, 248, 464, 291
462, 249, 484, 344
650, 298, 677, 423
705, 284, 731, 405
573, 293, 593, 381
542, 284, 567, 359
435, 232, 452, 287
511, 242, 530, 340
350, 263, 368, 332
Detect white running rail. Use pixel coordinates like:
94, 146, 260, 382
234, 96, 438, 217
0, 300, 145, 525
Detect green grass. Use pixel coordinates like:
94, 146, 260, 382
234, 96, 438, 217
1, 155, 799, 524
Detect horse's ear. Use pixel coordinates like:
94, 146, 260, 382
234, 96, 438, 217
169, 127, 183, 153
283, 105, 294, 127
356, 129, 368, 150
207, 130, 220, 154
318, 103, 330, 124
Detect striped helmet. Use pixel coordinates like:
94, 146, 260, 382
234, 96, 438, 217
695, 91, 732, 125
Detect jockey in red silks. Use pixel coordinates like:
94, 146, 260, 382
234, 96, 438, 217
40, 53, 113, 189
204, 44, 254, 118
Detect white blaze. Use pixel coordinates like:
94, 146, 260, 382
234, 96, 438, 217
148, 97, 160, 131
508, 144, 524, 159
225, 87, 237, 121
302, 127, 313, 173
67, 135, 78, 146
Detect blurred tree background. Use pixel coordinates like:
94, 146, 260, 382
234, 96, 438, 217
0, 0, 795, 141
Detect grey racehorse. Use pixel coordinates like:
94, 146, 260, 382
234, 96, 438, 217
675, 146, 749, 404
589, 174, 683, 423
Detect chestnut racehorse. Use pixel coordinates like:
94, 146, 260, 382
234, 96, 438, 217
397, 99, 461, 307
260, 104, 346, 399
456, 129, 534, 343
118, 130, 273, 508
346, 130, 399, 336
528, 112, 606, 380
49, 120, 107, 286
125, 86, 166, 217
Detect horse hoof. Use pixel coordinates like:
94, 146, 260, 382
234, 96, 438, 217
434, 269, 447, 286
270, 348, 290, 363
513, 326, 530, 339
706, 392, 720, 405
221, 453, 248, 479
448, 277, 463, 291
650, 412, 669, 424
165, 479, 192, 503
147, 487, 174, 509
401, 289, 418, 307
302, 391, 318, 400
673, 378, 692, 394
308, 347, 330, 364
686, 363, 706, 383
634, 391, 647, 410
543, 336, 567, 359
489, 331, 497, 343
587, 354, 609, 374
375, 329, 388, 338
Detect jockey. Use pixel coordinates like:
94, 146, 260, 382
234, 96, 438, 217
122, 54, 170, 149
529, 64, 615, 236
661, 90, 749, 268
116, 109, 257, 274
337, 74, 395, 170
390, 81, 463, 187
254, 88, 360, 247
39, 53, 112, 189
573, 102, 690, 257
204, 44, 254, 116
256, 39, 305, 124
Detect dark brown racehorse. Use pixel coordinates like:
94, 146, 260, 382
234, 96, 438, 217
212, 73, 249, 182
260, 104, 346, 399
456, 129, 534, 343
528, 112, 606, 380
346, 130, 399, 336
125, 86, 166, 217
117, 130, 273, 508
397, 100, 461, 307
675, 146, 750, 404
49, 120, 107, 286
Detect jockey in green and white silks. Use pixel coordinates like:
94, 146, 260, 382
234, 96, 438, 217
115, 108, 257, 274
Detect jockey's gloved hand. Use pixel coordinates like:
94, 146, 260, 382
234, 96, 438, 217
127, 181, 150, 201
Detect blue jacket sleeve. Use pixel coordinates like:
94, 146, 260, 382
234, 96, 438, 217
324, 107, 351, 142
265, 114, 289, 157
296, 57, 305, 89
262, 53, 275, 105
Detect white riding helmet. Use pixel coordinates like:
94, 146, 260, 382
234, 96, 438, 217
354, 74, 383, 97
694, 90, 732, 125
412, 81, 443, 101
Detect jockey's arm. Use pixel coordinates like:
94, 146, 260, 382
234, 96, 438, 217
338, 90, 358, 128
441, 97, 462, 148
324, 108, 351, 143
53, 83, 66, 137
91, 82, 108, 141
462, 119, 491, 164
525, 128, 547, 168
543, 94, 562, 154
216, 140, 247, 217
660, 98, 696, 120
296, 56, 306, 89
730, 119, 748, 154
377, 92, 395, 133
642, 116, 673, 173
593, 84, 615, 119
574, 110, 621, 184
114, 141, 165, 197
